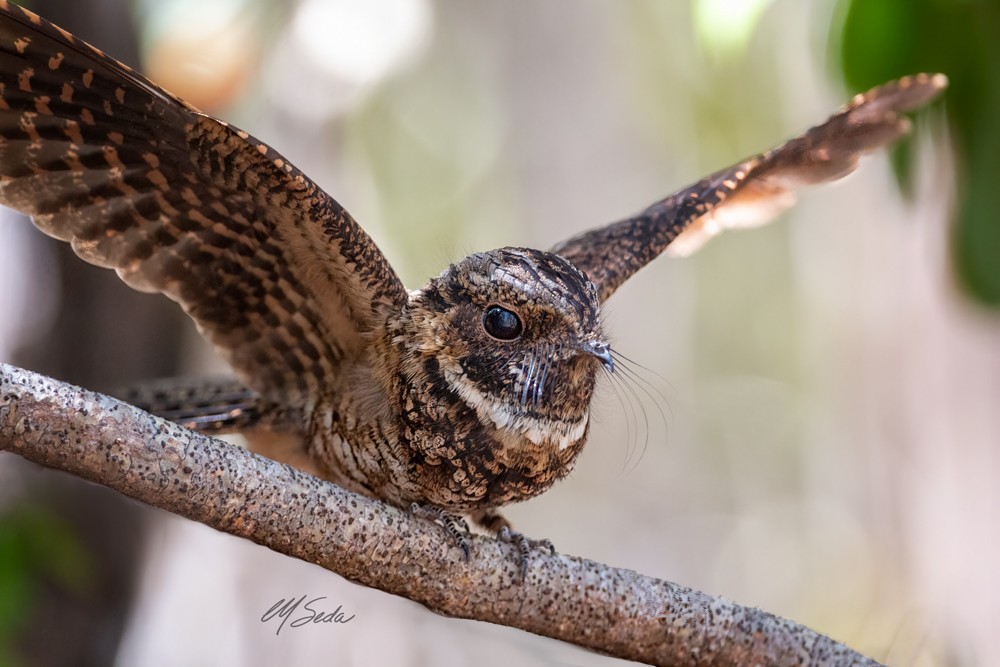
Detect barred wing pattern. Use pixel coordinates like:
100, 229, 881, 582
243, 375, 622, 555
553, 74, 947, 301
0, 1, 408, 410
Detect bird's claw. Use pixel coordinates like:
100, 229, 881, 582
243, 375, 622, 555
410, 503, 472, 560
497, 526, 557, 579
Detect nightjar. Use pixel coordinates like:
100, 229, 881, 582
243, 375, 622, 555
0, 2, 946, 556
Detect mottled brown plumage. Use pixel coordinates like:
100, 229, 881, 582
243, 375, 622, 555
553, 75, 947, 299
0, 1, 945, 559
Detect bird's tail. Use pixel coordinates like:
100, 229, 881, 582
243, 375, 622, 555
116, 376, 278, 434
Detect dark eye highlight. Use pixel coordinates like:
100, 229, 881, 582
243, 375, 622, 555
482, 305, 523, 341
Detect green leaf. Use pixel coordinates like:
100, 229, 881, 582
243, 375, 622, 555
831, 0, 1000, 306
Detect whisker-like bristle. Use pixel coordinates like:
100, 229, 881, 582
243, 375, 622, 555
533, 343, 552, 406
615, 363, 651, 472
600, 361, 645, 470
612, 350, 676, 396
596, 348, 673, 472
520, 350, 538, 408
611, 350, 674, 423
601, 366, 637, 470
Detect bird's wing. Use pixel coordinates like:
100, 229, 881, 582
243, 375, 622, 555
0, 1, 408, 409
552, 74, 947, 301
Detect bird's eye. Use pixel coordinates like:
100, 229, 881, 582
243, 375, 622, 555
482, 305, 523, 341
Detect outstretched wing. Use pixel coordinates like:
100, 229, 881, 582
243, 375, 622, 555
553, 74, 947, 301
0, 1, 408, 410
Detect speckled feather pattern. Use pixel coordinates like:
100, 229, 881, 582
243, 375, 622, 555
0, 0, 407, 410
552, 73, 947, 300
0, 1, 945, 528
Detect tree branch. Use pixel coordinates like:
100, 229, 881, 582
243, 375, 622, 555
0, 363, 881, 666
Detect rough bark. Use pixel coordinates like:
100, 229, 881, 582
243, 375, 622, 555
0, 363, 882, 667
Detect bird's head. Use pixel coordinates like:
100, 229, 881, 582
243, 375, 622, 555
402, 247, 612, 450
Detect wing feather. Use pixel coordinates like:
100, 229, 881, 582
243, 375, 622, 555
0, 1, 408, 408
553, 73, 947, 300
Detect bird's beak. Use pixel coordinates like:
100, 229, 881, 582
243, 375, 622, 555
579, 340, 614, 372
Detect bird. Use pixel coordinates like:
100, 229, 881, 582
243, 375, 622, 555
0, 1, 946, 560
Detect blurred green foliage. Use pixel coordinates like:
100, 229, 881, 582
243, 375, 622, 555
832, 0, 1000, 307
0, 503, 94, 667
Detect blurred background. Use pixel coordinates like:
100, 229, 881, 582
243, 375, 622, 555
0, 0, 996, 665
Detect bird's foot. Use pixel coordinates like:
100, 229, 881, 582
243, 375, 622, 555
469, 508, 556, 579
410, 503, 472, 560
497, 527, 557, 580
497, 526, 556, 557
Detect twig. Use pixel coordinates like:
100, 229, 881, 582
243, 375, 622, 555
0, 363, 881, 666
